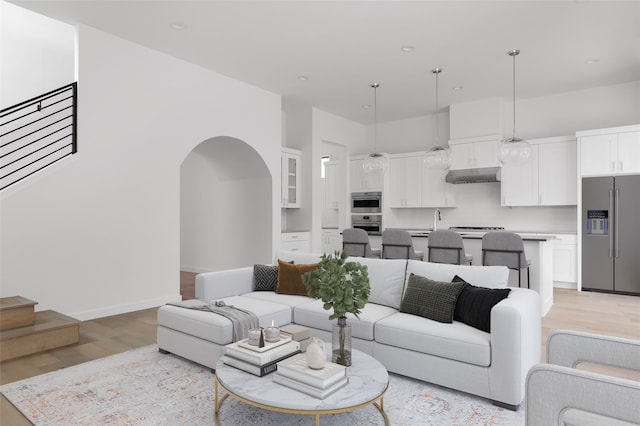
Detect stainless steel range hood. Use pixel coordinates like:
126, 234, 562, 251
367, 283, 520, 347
445, 167, 501, 184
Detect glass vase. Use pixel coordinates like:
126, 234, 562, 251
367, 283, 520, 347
332, 316, 352, 366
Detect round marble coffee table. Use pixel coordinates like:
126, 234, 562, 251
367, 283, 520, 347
214, 347, 389, 425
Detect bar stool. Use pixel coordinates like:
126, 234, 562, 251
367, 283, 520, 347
427, 230, 473, 265
482, 232, 530, 288
342, 228, 381, 258
381, 229, 424, 260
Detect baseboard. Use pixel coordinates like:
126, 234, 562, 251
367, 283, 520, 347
69, 294, 182, 321
553, 281, 577, 290
180, 265, 212, 274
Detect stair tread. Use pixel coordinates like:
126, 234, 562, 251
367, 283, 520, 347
0, 296, 38, 311
0, 310, 79, 340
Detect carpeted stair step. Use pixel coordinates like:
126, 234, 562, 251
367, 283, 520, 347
0, 296, 37, 331
0, 310, 80, 361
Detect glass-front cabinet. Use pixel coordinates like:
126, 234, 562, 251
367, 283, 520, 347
282, 147, 301, 208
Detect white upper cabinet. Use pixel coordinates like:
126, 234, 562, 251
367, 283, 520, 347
501, 136, 577, 206
324, 161, 339, 209
281, 147, 301, 208
578, 125, 640, 176
449, 136, 500, 170
388, 155, 421, 208
350, 158, 383, 192
388, 152, 457, 208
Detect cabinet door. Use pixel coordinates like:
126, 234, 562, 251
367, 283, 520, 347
580, 134, 616, 176
282, 153, 301, 208
473, 139, 500, 168
449, 143, 472, 170
501, 145, 538, 206
350, 159, 364, 192
553, 235, 577, 283
324, 162, 339, 209
617, 131, 640, 174
539, 140, 577, 205
388, 156, 421, 208
422, 168, 456, 207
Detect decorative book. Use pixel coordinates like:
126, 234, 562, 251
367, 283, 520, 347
225, 340, 300, 366
273, 373, 348, 399
238, 335, 292, 352
276, 353, 346, 389
279, 324, 310, 341
221, 350, 300, 377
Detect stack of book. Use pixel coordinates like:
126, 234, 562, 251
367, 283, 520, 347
274, 353, 348, 399
222, 336, 300, 376
279, 324, 311, 351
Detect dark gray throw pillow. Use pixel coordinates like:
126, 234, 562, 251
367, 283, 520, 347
452, 275, 511, 333
253, 264, 279, 291
400, 273, 466, 323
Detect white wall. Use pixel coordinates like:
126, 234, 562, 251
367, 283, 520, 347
1, 24, 281, 320
0, 2, 75, 107
180, 137, 272, 272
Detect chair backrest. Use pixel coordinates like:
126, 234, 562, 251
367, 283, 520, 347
342, 228, 373, 257
482, 231, 527, 268
427, 230, 465, 265
382, 229, 416, 259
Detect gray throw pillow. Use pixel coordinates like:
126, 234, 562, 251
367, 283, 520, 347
400, 273, 466, 323
253, 264, 279, 291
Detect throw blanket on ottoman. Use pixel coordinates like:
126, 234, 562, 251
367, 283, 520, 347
168, 300, 258, 342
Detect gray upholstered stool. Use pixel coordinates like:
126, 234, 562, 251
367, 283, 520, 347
427, 230, 473, 265
342, 228, 381, 258
381, 229, 424, 260
482, 231, 530, 288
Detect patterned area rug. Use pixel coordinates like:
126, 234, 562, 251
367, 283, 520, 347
1, 345, 524, 425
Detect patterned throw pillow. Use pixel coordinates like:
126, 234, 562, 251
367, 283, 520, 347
253, 264, 279, 291
400, 273, 466, 323
275, 260, 319, 296
452, 275, 511, 333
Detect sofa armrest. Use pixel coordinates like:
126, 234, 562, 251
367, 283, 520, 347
547, 330, 640, 372
195, 267, 254, 301
526, 364, 640, 425
488, 287, 541, 406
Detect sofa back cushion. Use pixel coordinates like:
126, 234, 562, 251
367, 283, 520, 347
406, 260, 509, 291
275, 250, 324, 265
347, 256, 407, 310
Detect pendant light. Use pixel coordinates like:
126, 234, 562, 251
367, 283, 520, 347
424, 67, 451, 170
363, 83, 387, 176
500, 49, 531, 164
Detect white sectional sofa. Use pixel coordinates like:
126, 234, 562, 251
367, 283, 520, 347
157, 250, 541, 409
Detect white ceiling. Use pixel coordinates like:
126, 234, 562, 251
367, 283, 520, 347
10, 0, 640, 124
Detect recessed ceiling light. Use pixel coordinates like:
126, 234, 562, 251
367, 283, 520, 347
362, 104, 372, 109
169, 22, 187, 30
453, 86, 464, 91
400, 45, 415, 52
584, 58, 599, 64
297, 76, 309, 81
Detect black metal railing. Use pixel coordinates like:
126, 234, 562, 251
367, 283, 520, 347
1, 82, 78, 191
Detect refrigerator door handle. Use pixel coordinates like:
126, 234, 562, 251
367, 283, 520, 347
615, 188, 620, 259
609, 189, 614, 258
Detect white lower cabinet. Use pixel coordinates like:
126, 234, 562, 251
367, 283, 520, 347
280, 232, 310, 253
321, 229, 342, 254
552, 234, 577, 285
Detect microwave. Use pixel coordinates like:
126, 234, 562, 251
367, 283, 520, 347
351, 214, 382, 235
351, 192, 382, 213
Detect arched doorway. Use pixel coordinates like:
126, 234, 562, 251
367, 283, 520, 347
180, 136, 272, 281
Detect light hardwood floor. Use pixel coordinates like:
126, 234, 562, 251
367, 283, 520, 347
1, 274, 639, 425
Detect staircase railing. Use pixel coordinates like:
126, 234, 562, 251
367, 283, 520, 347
1, 82, 78, 191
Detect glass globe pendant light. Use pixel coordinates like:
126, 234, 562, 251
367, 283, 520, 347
363, 83, 387, 176
500, 49, 531, 164
424, 67, 451, 170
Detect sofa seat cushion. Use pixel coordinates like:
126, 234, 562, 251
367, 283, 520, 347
293, 300, 397, 341
374, 312, 491, 367
241, 291, 315, 309
157, 296, 291, 345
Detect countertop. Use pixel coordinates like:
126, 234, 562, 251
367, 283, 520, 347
389, 228, 576, 242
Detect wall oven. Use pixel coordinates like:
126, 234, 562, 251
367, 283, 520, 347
351, 191, 382, 213
351, 214, 382, 236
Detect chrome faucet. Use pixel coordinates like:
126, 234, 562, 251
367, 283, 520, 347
433, 208, 441, 231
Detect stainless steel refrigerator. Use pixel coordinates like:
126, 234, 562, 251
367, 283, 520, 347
582, 175, 640, 294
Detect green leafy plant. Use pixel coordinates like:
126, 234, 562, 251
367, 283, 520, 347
301, 250, 370, 320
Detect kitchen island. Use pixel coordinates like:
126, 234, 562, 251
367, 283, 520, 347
404, 230, 554, 316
